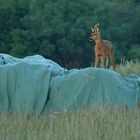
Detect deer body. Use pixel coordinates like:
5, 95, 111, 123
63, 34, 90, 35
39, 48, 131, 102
90, 24, 116, 70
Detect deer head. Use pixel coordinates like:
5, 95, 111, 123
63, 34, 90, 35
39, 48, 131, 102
90, 23, 101, 42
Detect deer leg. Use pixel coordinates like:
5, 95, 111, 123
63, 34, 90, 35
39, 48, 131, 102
109, 48, 116, 70
101, 56, 106, 68
95, 55, 99, 67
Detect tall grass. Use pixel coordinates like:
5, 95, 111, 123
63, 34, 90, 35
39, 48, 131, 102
116, 60, 140, 76
1, 107, 140, 140
0, 61, 140, 140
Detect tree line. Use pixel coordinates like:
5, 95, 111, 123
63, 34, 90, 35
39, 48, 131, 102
0, 0, 140, 68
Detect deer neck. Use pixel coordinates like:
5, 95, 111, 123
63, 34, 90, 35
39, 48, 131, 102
95, 38, 101, 44
94, 32, 101, 44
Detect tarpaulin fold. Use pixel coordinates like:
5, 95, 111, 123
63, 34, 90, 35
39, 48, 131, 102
0, 54, 139, 113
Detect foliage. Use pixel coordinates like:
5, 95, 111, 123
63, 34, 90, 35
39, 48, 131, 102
0, 0, 140, 68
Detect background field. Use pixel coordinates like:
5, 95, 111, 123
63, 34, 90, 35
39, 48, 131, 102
0, 61, 140, 140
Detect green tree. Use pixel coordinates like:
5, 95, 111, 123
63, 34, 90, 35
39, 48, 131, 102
0, 0, 140, 68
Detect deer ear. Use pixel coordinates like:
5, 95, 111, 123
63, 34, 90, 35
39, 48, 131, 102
91, 27, 94, 32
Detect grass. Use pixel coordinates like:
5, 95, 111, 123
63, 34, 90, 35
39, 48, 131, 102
0, 60, 140, 140
116, 60, 140, 76
1, 107, 140, 140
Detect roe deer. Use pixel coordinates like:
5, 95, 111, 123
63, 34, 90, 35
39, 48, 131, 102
90, 23, 116, 70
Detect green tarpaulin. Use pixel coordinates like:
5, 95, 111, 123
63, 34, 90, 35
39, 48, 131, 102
0, 54, 140, 113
